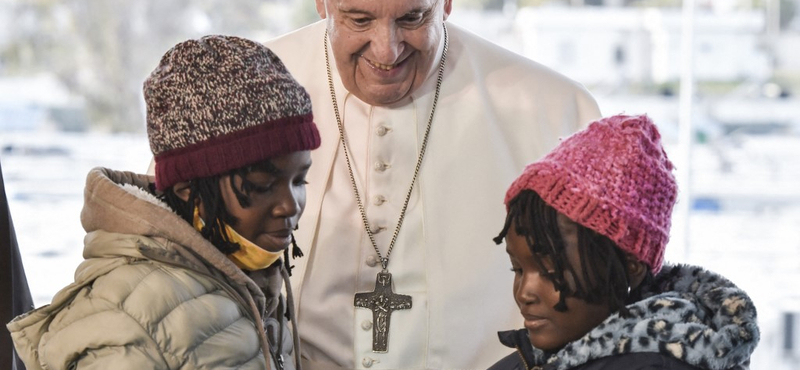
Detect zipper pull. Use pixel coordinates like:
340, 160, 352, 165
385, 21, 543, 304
275, 354, 285, 370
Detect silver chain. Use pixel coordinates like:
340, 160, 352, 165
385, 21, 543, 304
324, 25, 449, 272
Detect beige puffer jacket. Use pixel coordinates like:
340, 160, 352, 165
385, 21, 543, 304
7, 168, 300, 370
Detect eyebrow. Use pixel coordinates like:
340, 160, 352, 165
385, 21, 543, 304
339, 8, 371, 16
338, 6, 431, 18
399, 6, 432, 20
274, 162, 312, 176
248, 161, 279, 176
261, 163, 312, 177
405, 6, 429, 14
336, 3, 373, 16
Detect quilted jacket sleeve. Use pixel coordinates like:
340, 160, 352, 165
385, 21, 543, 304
34, 260, 265, 370
64, 341, 169, 370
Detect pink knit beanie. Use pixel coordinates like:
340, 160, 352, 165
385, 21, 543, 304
504, 114, 677, 273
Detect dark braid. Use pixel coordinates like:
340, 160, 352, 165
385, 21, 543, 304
494, 190, 649, 315
160, 173, 241, 254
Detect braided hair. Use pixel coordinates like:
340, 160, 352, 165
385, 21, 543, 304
159, 160, 281, 255
494, 190, 652, 315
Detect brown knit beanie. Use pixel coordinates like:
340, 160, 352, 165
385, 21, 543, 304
145, 35, 320, 191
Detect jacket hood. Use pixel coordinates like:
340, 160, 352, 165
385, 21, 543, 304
80, 167, 269, 302
499, 264, 759, 370
83, 167, 301, 367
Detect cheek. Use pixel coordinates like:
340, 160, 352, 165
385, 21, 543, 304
403, 34, 427, 54
222, 198, 246, 224
296, 189, 308, 216
235, 194, 273, 224
330, 29, 363, 54
558, 298, 610, 335
563, 270, 579, 292
238, 207, 266, 228
408, 26, 440, 51
512, 276, 521, 300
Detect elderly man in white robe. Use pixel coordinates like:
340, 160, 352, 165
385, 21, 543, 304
264, 0, 602, 368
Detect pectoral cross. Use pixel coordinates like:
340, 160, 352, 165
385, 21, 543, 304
354, 272, 412, 352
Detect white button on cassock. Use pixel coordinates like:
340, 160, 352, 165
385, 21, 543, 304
366, 255, 379, 267
373, 195, 386, 205
376, 126, 389, 136
361, 320, 373, 330
374, 162, 389, 172
362, 357, 375, 368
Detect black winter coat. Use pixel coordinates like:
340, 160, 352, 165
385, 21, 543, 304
487, 264, 759, 370
489, 329, 703, 370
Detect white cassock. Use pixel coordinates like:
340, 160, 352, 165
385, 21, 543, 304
265, 20, 602, 370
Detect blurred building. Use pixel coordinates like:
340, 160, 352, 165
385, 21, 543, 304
515, 6, 770, 87
0, 74, 87, 132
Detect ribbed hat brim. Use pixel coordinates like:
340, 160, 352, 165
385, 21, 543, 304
505, 160, 670, 273
154, 113, 319, 190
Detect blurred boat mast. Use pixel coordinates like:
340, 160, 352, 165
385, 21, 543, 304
674, 0, 696, 263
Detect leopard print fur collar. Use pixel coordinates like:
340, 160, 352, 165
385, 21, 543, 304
502, 264, 759, 370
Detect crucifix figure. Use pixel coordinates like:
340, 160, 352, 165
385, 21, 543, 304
354, 272, 412, 352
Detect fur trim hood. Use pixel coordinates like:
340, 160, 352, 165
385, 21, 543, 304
498, 264, 759, 370
81, 168, 262, 292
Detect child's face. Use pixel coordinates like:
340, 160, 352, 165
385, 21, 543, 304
218, 150, 312, 252
506, 214, 611, 352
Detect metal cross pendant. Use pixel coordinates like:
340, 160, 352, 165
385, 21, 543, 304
354, 271, 412, 352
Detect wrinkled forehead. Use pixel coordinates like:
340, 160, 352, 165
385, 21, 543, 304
328, 0, 444, 16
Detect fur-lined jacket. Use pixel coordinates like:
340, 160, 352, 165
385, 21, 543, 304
488, 264, 759, 370
7, 167, 300, 370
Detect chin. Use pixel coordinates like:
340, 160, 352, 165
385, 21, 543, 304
528, 333, 566, 353
356, 79, 415, 106
266, 246, 288, 253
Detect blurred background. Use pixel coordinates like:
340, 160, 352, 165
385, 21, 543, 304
0, 0, 798, 369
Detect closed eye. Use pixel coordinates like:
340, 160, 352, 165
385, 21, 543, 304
352, 17, 370, 25
398, 11, 425, 25
246, 181, 274, 194
346, 14, 373, 29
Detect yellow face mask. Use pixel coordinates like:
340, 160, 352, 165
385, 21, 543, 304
193, 206, 282, 271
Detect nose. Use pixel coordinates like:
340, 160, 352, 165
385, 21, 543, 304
515, 271, 546, 306
272, 185, 302, 219
370, 23, 404, 64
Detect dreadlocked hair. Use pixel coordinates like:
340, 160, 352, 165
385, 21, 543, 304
159, 159, 283, 255
493, 190, 651, 316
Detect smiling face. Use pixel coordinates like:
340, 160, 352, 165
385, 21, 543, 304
217, 151, 312, 253
505, 214, 611, 352
316, 0, 452, 106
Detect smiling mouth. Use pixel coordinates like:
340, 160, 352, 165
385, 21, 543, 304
360, 54, 409, 71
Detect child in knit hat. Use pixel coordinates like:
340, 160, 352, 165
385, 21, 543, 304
8, 35, 319, 370
488, 115, 759, 370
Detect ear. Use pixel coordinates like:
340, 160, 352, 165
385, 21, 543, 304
315, 0, 327, 19
172, 181, 192, 202
174, 181, 207, 220
625, 255, 648, 290
443, 0, 453, 20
